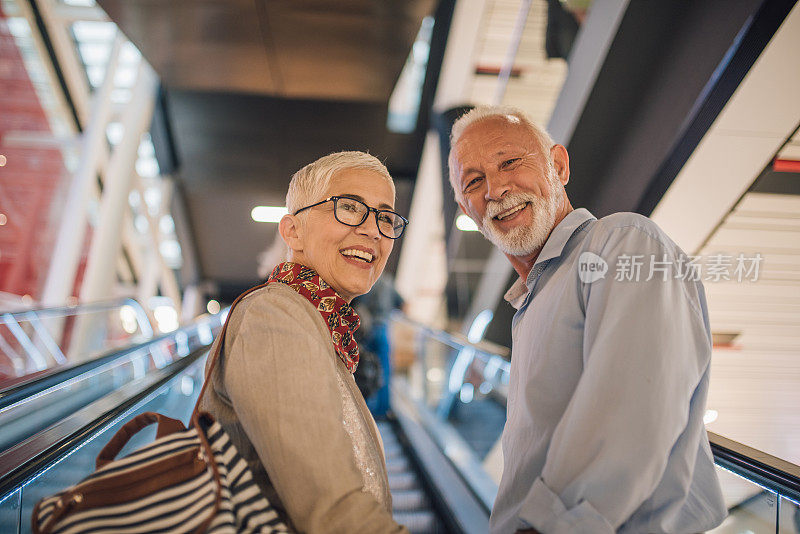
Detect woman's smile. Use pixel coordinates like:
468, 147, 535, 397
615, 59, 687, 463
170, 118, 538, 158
339, 245, 376, 268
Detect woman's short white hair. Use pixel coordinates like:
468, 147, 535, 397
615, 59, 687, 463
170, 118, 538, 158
286, 151, 395, 214
448, 106, 555, 200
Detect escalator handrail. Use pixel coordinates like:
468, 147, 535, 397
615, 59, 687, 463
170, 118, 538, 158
0, 344, 209, 500
708, 431, 800, 503
393, 378, 497, 514
391, 387, 491, 534
0, 316, 220, 411
391, 313, 511, 366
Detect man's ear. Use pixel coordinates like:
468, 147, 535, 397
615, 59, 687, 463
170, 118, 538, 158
550, 144, 570, 186
278, 214, 304, 254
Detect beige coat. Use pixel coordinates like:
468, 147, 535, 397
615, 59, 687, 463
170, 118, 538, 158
200, 283, 407, 533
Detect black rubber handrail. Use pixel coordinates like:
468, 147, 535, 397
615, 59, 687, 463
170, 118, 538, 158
0, 323, 205, 411
0, 344, 208, 499
709, 431, 800, 503
391, 393, 490, 534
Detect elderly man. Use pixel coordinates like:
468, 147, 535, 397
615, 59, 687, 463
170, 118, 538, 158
449, 106, 726, 534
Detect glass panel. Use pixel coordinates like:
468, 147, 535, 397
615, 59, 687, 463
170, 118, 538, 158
394, 319, 507, 462
0, 303, 154, 380
0, 488, 21, 534
711, 466, 777, 533
780, 496, 800, 533
1, 342, 151, 450
18, 359, 205, 534
0, 318, 219, 449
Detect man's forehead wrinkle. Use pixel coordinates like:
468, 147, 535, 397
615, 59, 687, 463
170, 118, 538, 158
453, 119, 537, 181
455, 142, 527, 183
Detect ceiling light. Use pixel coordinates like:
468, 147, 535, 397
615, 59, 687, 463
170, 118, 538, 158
0, 154, 7, 166
456, 214, 479, 232
207, 299, 221, 315
251, 206, 288, 223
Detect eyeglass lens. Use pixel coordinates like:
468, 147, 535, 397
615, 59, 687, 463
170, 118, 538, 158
334, 197, 405, 238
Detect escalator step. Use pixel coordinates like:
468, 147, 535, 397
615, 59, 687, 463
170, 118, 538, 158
376, 421, 393, 433
393, 511, 444, 534
384, 444, 405, 460
388, 471, 420, 491
378, 421, 448, 533
385, 456, 410, 473
391, 489, 431, 511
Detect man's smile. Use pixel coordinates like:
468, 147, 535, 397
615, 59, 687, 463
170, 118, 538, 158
495, 202, 530, 221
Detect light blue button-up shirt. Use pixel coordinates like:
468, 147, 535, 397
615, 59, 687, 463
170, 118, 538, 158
490, 208, 726, 534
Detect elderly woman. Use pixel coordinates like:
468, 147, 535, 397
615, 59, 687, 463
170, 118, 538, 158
201, 151, 409, 533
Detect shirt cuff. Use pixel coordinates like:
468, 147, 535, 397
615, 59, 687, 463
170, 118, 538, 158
518, 478, 614, 534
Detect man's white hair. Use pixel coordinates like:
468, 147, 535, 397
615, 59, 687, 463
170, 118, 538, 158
448, 105, 555, 201
286, 151, 395, 214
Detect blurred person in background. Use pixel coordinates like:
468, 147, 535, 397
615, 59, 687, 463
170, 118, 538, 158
352, 273, 404, 417
449, 106, 726, 534
201, 151, 409, 533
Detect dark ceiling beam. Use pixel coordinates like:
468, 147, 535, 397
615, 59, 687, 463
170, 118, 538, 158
636, 0, 799, 215
566, 0, 795, 219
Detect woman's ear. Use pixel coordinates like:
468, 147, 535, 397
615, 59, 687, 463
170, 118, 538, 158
278, 214, 304, 255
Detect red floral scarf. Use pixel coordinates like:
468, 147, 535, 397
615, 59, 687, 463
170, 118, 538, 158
267, 261, 360, 373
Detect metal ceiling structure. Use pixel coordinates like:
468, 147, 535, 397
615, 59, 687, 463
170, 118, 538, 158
97, 0, 437, 102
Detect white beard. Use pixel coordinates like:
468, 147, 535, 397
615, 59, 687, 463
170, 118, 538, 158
479, 167, 562, 257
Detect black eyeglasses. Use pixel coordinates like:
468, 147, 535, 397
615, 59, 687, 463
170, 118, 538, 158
293, 196, 408, 239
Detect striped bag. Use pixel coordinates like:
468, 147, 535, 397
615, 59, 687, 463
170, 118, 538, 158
32, 283, 291, 534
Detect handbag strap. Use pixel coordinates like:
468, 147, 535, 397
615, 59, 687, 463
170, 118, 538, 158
191, 281, 270, 416
187, 281, 271, 534
95, 412, 187, 469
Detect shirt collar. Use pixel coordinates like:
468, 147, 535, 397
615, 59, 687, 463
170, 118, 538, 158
503, 208, 596, 309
